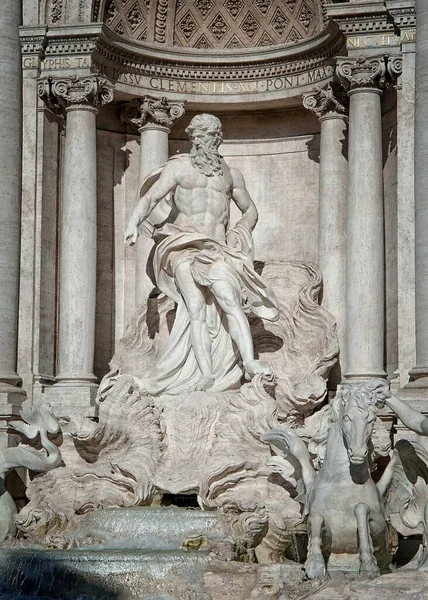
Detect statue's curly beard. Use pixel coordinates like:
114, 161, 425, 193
190, 138, 223, 177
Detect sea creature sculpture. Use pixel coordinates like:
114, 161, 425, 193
262, 380, 395, 579
0, 402, 61, 542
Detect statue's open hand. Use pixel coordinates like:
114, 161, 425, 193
124, 223, 139, 246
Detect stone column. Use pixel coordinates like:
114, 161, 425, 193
121, 96, 184, 306
39, 76, 113, 388
0, 1, 23, 394
337, 56, 396, 381
408, 0, 428, 388
303, 84, 348, 386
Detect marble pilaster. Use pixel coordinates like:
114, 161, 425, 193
303, 84, 348, 386
39, 75, 113, 390
337, 56, 399, 382
0, 1, 24, 395
121, 96, 184, 306
407, 0, 428, 389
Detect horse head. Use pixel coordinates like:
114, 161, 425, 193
332, 379, 387, 466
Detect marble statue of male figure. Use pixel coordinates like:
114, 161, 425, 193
125, 113, 279, 395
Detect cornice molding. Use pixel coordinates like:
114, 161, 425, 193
20, 21, 344, 82
91, 21, 344, 81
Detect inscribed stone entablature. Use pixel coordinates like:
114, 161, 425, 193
21, 20, 347, 103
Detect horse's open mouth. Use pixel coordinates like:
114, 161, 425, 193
349, 456, 366, 465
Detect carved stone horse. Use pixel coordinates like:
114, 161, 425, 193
263, 380, 395, 579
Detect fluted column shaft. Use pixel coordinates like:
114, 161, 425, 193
0, 1, 22, 389
303, 84, 348, 385
39, 76, 113, 386
409, 1, 428, 386
121, 96, 184, 306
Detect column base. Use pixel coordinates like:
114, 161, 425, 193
405, 367, 428, 388
0, 372, 23, 389
343, 369, 387, 381
54, 372, 98, 387
389, 385, 428, 414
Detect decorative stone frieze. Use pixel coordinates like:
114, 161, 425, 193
302, 83, 347, 119
38, 74, 114, 115
121, 96, 185, 132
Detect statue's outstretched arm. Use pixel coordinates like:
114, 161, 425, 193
384, 392, 428, 436
125, 161, 178, 246
230, 168, 258, 232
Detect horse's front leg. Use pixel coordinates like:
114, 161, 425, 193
304, 513, 326, 580
354, 502, 380, 577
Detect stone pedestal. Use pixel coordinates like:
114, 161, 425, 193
38, 76, 113, 393
0, 1, 23, 393
121, 96, 184, 306
337, 56, 398, 382
303, 84, 348, 387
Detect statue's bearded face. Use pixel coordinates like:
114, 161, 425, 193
189, 127, 223, 177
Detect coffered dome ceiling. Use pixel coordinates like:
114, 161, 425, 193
102, 0, 326, 49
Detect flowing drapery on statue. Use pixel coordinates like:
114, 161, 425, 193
145, 213, 278, 395
124, 114, 280, 395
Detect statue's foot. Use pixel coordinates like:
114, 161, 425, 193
244, 360, 272, 378
359, 557, 380, 578
190, 375, 215, 392
304, 555, 327, 580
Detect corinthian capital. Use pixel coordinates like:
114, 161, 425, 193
336, 56, 388, 92
121, 96, 185, 132
303, 83, 348, 120
38, 75, 114, 115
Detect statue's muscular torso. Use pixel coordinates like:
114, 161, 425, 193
170, 155, 233, 242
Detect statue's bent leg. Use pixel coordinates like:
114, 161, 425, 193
210, 276, 271, 377
304, 512, 326, 580
354, 502, 380, 577
174, 262, 213, 390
